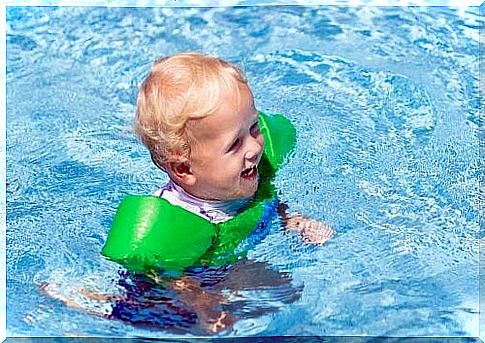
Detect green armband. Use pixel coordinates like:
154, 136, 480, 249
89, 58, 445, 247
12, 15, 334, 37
101, 195, 216, 273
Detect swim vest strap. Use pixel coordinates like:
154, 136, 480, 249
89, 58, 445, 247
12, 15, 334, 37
258, 111, 296, 175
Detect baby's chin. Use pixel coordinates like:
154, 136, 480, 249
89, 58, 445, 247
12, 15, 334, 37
216, 180, 259, 202
193, 172, 260, 201
238, 177, 259, 199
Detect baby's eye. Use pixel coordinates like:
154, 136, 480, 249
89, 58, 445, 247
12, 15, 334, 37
228, 138, 241, 152
250, 122, 260, 135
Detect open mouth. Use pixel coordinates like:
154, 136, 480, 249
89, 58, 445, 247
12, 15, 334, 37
241, 165, 257, 179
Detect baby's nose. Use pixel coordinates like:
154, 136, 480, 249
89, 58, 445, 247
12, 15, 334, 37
245, 137, 263, 161
245, 150, 256, 161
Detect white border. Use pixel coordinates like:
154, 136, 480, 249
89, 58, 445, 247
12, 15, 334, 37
4, 0, 484, 7
2, 0, 482, 341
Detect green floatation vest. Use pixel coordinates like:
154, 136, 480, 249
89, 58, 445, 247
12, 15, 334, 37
102, 111, 296, 273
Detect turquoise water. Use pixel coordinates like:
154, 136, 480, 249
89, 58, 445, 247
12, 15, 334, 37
6, 5, 481, 338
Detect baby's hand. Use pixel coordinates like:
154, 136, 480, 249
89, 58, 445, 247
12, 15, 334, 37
285, 216, 334, 245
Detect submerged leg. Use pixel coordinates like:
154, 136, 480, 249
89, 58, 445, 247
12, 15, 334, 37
171, 276, 234, 333
38, 282, 114, 318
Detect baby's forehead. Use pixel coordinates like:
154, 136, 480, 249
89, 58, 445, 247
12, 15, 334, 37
187, 113, 230, 140
184, 82, 256, 140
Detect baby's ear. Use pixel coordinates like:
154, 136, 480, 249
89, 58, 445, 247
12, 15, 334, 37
166, 158, 196, 186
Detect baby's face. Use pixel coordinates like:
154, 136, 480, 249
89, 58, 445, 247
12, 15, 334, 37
186, 84, 264, 201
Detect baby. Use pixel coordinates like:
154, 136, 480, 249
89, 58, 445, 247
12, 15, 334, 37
39, 52, 334, 334
133, 52, 334, 244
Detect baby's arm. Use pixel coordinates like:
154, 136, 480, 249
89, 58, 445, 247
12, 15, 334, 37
277, 203, 334, 244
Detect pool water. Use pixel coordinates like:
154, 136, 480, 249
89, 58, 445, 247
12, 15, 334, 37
6, 4, 481, 338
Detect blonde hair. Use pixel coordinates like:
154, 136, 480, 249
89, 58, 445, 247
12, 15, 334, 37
134, 52, 247, 170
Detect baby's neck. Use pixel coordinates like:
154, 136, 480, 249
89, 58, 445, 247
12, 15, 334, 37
173, 180, 244, 204
157, 180, 252, 223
